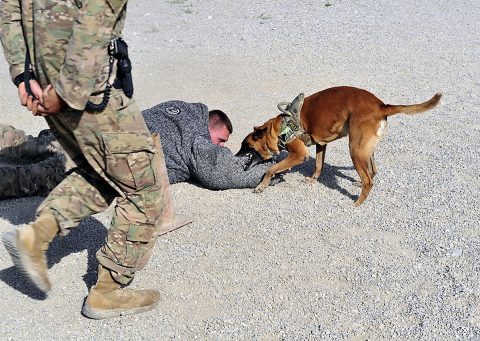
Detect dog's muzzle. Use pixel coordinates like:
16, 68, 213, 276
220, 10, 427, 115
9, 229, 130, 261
236, 150, 267, 171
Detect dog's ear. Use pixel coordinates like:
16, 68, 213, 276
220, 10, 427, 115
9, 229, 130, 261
252, 127, 267, 140
253, 125, 261, 131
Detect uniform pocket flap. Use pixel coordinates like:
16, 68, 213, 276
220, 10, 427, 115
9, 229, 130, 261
102, 132, 155, 154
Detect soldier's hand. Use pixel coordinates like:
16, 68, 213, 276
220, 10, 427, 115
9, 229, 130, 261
18, 79, 43, 110
34, 84, 67, 116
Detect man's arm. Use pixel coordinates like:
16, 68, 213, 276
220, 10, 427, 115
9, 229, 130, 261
190, 136, 274, 190
0, 0, 44, 109
0, 0, 26, 82
54, 1, 127, 110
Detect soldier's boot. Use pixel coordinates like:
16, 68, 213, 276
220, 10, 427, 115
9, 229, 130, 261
2, 211, 59, 293
82, 265, 160, 319
152, 133, 192, 235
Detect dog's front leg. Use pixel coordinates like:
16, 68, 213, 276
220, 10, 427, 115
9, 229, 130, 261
307, 144, 327, 183
254, 140, 308, 193
253, 167, 275, 193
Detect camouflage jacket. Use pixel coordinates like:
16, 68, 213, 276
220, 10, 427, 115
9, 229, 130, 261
0, 0, 127, 110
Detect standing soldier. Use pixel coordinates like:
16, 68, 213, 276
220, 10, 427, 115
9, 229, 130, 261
0, 0, 170, 319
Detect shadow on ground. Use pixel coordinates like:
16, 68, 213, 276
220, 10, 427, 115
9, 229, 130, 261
276, 152, 358, 201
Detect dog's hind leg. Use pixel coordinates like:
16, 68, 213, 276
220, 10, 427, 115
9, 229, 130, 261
352, 153, 377, 189
369, 119, 386, 178
369, 153, 378, 178
351, 152, 373, 207
349, 130, 380, 206
307, 144, 327, 183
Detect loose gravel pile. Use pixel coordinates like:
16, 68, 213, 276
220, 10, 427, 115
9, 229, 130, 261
1, 0, 479, 339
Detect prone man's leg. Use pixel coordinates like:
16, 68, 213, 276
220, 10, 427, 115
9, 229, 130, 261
0, 123, 57, 159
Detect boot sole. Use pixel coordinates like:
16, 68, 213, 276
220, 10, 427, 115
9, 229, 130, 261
2, 231, 51, 293
81, 300, 160, 319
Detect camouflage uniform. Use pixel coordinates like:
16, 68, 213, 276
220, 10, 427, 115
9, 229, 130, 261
0, 0, 163, 284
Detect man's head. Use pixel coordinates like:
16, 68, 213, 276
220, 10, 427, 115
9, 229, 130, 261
208, 110, 233, 146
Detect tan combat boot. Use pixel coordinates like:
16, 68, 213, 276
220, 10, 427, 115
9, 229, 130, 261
2, 211, 59, 293
82, 266, 161, 319
152, 133, 192, 236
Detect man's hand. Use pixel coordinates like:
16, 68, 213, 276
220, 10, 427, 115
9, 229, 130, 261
33, 84, 67, 116
18, 79, 43, 111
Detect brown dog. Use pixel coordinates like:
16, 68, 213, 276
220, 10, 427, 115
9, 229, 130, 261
236, 86, 441, 206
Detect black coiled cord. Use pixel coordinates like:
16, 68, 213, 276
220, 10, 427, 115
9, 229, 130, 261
85, 50, 115, 113
85, 85, 112, 112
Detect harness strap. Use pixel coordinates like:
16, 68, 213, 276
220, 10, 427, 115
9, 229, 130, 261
277, 117, 296, 150
277, 93, 313, 148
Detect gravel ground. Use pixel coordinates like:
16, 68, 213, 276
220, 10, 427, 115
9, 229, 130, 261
1, 0, 479, 339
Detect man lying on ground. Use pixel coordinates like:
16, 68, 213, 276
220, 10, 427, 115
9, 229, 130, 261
0, 100, 273, 199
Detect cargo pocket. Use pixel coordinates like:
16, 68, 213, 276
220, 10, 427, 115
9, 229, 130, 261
102, 132, 156, 191
125, 224, 156, 268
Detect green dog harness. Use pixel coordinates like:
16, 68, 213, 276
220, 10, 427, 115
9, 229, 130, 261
277, 93, 313, 149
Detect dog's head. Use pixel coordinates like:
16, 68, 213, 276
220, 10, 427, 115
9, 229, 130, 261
236, 118, 281, 170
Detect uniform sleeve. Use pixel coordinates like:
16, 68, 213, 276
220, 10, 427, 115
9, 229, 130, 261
0, 0, 26, 81
55, 1, 127, 110
190, 136, 274, 190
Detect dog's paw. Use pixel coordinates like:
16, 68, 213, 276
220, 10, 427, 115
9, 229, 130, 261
304, 177, 317, 185
253, 186, 265, 193
353, 197, 366, 207
269, 175, 285, 186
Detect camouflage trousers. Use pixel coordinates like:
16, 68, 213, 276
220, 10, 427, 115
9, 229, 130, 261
36, 88, 164, 284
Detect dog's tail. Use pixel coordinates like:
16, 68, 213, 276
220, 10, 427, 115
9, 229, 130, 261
379, 93, 442, 118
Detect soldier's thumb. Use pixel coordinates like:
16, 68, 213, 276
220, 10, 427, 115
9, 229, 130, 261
43, 84, 53, 98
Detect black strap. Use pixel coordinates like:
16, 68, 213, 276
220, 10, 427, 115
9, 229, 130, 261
17, 1, 34, 97
24, 48, 33, 97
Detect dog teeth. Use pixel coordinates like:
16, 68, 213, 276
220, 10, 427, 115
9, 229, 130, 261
243, 152, 253, 170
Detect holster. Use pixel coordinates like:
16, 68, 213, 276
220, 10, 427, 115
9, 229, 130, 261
85, 37, 134, 112
110, 38, 134, 98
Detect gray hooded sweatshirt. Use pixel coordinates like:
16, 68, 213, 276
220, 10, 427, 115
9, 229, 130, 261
142, 100, 271, 190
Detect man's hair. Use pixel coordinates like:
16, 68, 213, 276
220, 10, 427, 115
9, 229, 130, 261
208, 110, 233, 134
